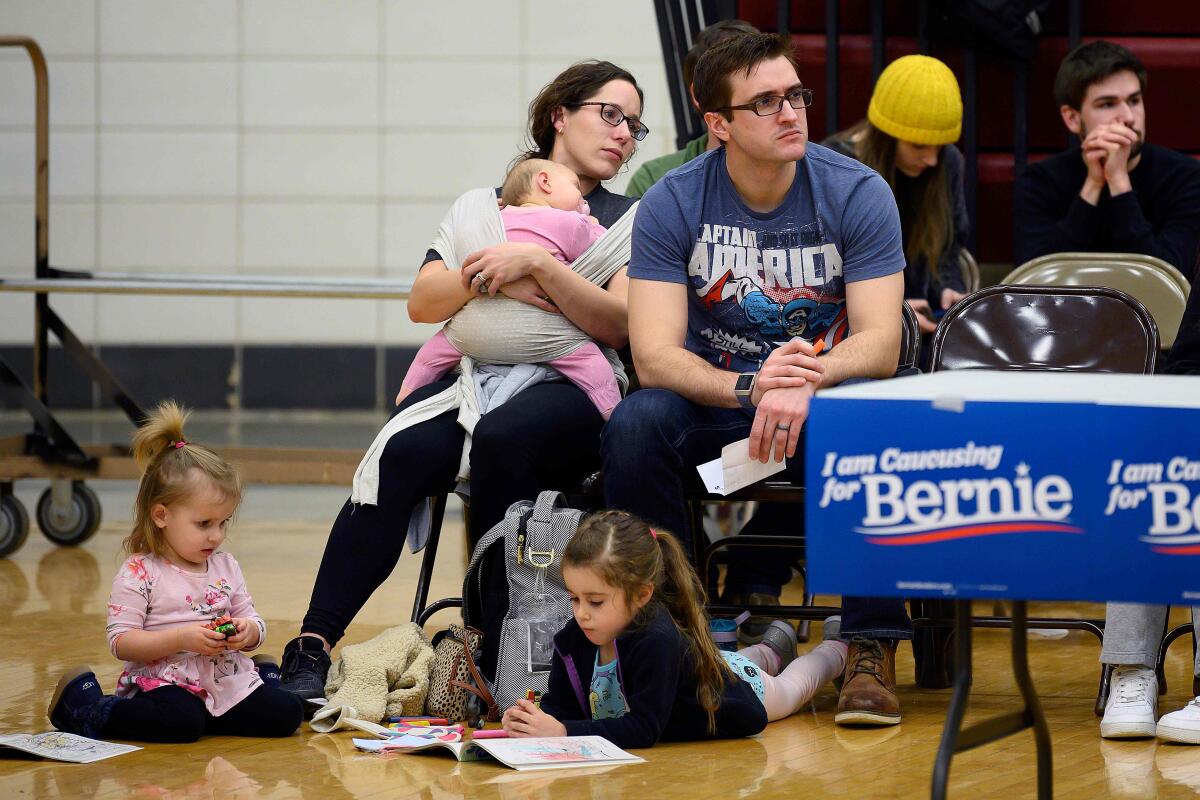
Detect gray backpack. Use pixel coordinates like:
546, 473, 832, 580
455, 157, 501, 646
462, 490, 580, 712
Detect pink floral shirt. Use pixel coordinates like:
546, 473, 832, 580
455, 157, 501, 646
106, 551, 266, 716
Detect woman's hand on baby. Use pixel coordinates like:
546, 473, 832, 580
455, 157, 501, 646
461, 242, 551, 295
502, 700, 568, 738
177, 624, 229, 656
223, 618, 260, 651
498, 276, 560, 313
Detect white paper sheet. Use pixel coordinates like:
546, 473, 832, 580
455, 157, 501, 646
696, 437, 786, 496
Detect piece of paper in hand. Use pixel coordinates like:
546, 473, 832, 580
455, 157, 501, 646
696, 437, 786, 496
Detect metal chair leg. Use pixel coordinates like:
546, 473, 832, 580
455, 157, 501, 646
410, 492, 448, 624
1095, 663, 1113, 718
795, 564, 812, 642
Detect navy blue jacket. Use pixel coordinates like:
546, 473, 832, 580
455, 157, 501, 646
538, 603, 767, 749
1013, 143, 1200, 277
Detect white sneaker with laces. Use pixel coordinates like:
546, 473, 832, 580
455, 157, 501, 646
1157, 696, 1200, 744
1101, 666, 1157, 739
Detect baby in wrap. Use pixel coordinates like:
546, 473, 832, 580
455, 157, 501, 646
397, 158, 622, 419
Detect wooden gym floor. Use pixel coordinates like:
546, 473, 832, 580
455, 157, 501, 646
2, 481, 1199, 799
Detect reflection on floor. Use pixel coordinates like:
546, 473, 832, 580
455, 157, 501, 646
2, 489, 1200, 799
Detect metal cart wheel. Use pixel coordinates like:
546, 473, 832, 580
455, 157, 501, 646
0, 488, 30, 557
36, 481, 101, 546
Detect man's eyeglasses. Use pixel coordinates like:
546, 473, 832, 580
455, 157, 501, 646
566, 101, 650, 141
717, 87, 814, 117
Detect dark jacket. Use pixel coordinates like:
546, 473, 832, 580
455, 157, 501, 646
539, 603, 767, 749
822, 135, 970, 305
1012, 143, 1200, 277
1165, 267, 1200, 375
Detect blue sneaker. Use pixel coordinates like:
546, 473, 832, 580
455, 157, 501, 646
252, 654, 282, 688
47, 666, 118, 739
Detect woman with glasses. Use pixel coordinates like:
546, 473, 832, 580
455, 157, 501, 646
278, 61, 647, 703
824, 55, 969, 336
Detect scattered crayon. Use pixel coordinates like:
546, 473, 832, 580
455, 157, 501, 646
471, 729, 509, 739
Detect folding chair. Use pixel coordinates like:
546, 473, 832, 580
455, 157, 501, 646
1003, 252, 1190, 348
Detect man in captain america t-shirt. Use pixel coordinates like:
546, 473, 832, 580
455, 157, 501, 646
602, 32, 911, 726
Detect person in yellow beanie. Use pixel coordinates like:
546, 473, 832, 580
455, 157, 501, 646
824, 54, 970, 336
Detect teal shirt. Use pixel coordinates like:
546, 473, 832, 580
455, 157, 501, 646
589, 652, 630, 719
625, 133, 710, 199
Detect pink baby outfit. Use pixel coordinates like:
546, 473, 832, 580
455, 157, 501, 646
106, 551, 267, 716
499, 205, 605, 264
403, 205, 621, 419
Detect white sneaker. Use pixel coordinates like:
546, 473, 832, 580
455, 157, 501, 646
1157, 696, 1200, 744
1101, 666, 1158, 739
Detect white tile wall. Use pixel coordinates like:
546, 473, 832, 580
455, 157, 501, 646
382, 201, 450, 277
239, 298, 379, 344
53, 202, 97, 267
0, 202, 33, 274
100, 203, 237, 271
0, 202, 97, 341
0, 131, 95, 198
385, 61, 522, 129
0, 59, 96, 127
99, 132, 237, 197
243, 0, 379, 57
243, 132, 379, 197
384, 129, 524, 200
101, 63, 238, 127
3, 294, 100, 342
384, 0, 522, 59
242, 62, 379, 128
525, 0, 661, 61
100, 0, 238, 57
96, 295, 237, 344
241, 203, 377, 271
1, 1, 97, 56
0, 0, 672, 354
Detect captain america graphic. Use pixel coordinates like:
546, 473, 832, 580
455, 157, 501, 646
686, 220, 850, 371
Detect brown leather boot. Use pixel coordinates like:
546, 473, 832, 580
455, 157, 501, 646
835, 636, 901, 726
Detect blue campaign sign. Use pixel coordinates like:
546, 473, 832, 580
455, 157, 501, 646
805, 392, 1200, 604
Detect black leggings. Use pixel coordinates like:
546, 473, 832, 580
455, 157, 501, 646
302, 378, 603, 646
103, 685, 303, 743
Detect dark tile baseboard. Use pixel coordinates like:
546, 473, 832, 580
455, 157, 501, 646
0, 344, 419, 412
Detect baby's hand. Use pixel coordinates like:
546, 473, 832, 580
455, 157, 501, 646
177, 624, 228, 656
223, 618, 260, 651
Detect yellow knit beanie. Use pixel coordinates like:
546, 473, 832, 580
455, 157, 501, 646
867, 55, 962, 146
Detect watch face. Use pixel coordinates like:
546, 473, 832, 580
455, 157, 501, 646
735, 373, 754, 392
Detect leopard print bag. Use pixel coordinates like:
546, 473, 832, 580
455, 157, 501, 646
425, 624, 498, 723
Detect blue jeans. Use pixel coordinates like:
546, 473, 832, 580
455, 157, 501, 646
601, 387, 912, 641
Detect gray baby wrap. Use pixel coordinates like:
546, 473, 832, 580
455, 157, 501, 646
349, 187, 636, 525
428, 187, 636, 390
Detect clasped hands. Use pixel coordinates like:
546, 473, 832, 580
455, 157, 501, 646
1082, 120, 1139, 193
747, 338, 825, 464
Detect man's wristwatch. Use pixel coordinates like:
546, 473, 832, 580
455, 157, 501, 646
734, 372, 757, 411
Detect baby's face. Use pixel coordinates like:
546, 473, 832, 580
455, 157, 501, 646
542, 165, 586, 213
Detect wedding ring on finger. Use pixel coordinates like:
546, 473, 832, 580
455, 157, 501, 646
776, 423, 790, 431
